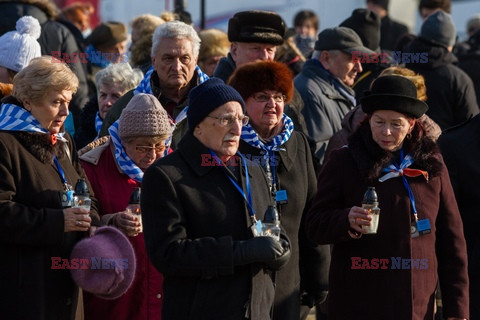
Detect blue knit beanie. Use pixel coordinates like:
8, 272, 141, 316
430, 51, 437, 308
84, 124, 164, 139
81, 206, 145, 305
187, 78, 245, 132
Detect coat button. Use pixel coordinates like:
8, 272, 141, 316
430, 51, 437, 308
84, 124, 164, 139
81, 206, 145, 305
66, 298, 72, 306
156, 293, 162, 299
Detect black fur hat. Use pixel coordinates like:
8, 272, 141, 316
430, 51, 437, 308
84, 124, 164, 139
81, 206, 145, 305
228, 10, 285, 45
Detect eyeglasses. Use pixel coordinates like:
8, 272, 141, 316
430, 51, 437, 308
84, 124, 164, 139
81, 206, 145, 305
207, 115, 249, 127
135, 144, 167, 154
252, 92, 286, 103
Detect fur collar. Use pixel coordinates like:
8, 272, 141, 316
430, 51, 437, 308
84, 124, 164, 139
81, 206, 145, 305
13, 131, 69, 164
347, 120, 443, 183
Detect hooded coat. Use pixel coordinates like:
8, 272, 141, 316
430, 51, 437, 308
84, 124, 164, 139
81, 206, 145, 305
306, 121, 469, 320
141, 133, 276, 320
0, 98, 100, 320
405, 37, 479, 130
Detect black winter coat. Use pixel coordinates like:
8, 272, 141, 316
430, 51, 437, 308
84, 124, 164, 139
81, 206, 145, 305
239, 131, 330, 319
438, 114, 480, 320
0, 113, 100, 319
405, 37, 479, 130
141, 133, 276, 320
75, 95, 99, 149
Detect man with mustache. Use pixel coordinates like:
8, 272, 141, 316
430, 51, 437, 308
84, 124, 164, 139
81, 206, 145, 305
99, 20, 209, 149
141, 78, 291, 320
295, 27, 374, 165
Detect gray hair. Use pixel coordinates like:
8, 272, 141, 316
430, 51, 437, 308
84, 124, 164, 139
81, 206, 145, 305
151, 20, 201, 58
95, 63, 143, 93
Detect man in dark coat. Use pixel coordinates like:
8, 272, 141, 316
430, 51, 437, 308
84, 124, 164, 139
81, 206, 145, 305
438, 114, 480, 320
99, 20, 207, 149
366, 0, 409, 51
295, 26, 375, 164
339, 8, 394, 100
457, 28, 480, 105
213, 10, 309, 137
405, 10, 479, 130
141, 78, 290, 320
0, 0, 89, 133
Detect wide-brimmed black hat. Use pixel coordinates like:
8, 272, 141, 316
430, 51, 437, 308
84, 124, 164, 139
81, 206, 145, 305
361, 75, 429, 118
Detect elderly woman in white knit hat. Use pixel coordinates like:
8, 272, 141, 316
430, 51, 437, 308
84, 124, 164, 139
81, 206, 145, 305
0, 15, 41, 98
78, 93, 172, 319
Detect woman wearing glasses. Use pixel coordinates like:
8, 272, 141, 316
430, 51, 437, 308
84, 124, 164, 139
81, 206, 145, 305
78, 93, 172, 319
229, 60, 329, 320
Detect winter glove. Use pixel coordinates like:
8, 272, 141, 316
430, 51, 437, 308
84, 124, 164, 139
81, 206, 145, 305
233, 236, 289, 269
264, 234, 291, 270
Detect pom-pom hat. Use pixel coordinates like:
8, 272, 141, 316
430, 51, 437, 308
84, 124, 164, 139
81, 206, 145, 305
0, 16, 41, 72
361, 75, 429, 118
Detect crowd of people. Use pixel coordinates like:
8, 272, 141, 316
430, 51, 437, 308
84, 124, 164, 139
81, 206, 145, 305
0, 0, 478, 319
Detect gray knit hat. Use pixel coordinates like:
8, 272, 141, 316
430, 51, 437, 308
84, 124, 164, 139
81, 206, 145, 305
420, 11, 456, 48
119, 93, 171, 138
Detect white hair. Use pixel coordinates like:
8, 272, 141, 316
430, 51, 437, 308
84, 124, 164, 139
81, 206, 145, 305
151, 20, 201, 58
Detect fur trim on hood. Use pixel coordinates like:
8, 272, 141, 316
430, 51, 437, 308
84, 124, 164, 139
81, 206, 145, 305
347, 119, 443, 183
0, 0, 59, 19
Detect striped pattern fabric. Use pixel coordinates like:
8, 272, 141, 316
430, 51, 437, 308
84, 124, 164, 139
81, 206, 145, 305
108, 120, 144, 182
0, 103, 66, 142
241, 113, 294, 152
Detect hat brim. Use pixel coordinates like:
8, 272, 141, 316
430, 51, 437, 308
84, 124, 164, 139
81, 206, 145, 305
361, 94, 429, 118
343, 45, 376, 56
70, 227, 136, 300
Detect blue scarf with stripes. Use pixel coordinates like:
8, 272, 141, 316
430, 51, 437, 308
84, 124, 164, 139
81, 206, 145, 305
241, 114, 294, 152
108, 120, 143, 182
133, 65, 209, 123
0, 103, 67, 142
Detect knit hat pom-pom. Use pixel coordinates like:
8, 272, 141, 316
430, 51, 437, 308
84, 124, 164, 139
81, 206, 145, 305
16, 16, 41, 40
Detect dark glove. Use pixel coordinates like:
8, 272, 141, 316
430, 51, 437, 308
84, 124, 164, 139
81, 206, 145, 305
264, 235, 291, 270
300, 290, 328, 308
233, 236, 289, 269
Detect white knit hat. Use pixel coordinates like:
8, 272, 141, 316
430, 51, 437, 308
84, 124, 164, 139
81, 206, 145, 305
0, 16, 42, 72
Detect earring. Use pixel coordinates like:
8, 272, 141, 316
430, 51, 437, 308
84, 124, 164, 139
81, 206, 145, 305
407, 133, 412, 139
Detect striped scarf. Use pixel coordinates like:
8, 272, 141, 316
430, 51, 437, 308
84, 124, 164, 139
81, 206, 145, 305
133, 65, 209, 124
241, 114, 294, 152
0, 103, 67, 143
94, 112, 103, 134
85, 44, 111, 68
108, 121, 143, 182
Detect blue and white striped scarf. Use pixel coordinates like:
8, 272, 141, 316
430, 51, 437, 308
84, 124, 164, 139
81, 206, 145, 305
85, 44, 112, 68
241, 114, 294, 152
94, 112, 103, 135
0, 103, 67, 142
133, 65, 209, 124
108, 120, 143, 182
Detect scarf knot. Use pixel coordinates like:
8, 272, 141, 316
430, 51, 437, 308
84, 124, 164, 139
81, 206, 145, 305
379, 153, 429, 182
